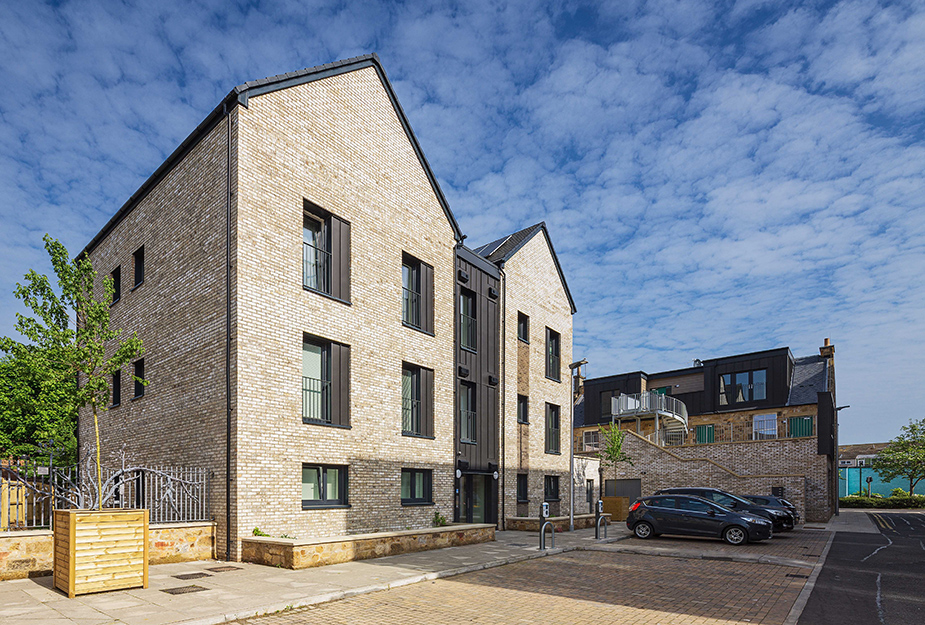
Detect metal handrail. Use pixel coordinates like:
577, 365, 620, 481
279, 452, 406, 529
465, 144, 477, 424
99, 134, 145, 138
303, 376, 332, 423
611, 391, 688, 424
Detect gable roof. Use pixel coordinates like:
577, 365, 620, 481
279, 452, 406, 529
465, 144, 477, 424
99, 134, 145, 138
83, 54, 463, 257
472, 222, 577, 314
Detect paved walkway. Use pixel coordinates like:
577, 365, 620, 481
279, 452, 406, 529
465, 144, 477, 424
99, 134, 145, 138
814, 508, 882, 534
0, 527, 627, 625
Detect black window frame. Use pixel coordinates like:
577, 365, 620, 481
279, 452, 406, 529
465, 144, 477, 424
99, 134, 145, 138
302, 338, 332, 424
302, 200, 351, 304
544, 475, 560, 502
517, 312, 529, 343
545, 327, 560, 381
517, 473, 529, 502
517, 394, 529, 424
545, 402, 560, 454
402, 255, 422, 330
400, 468, 433, 506
111, 370, 121, 407
402, 363, 422, 436
459, 288, 477, 352
718, 368, 767, 406
460, 381, 477, 444
133, 359, 145, 399
111, 266, 121, 305
301, 464, 349, 509
132, 246, 144, 289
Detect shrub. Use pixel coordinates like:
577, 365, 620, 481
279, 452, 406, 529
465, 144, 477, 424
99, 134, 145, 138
839, 496, 925, 509
252, 527, 271, 537
890, 487, 909, 498
433, 511, 449, 527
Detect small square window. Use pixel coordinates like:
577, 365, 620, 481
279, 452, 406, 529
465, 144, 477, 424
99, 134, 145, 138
133, 359, 145, 398
302, 464, 348, 507
517, 395, 529, 424
132, 246, 144, 288
517, 312, 529, 343
517, 474, 528, 502
401, 468, 433, 505
111, 266, 121, 304
544, 475, 560, 502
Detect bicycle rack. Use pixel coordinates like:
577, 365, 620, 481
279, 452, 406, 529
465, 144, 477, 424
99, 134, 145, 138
539, 521, 555, 550
596, 515, 608, 540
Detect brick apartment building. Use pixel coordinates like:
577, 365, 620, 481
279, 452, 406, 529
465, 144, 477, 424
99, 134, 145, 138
574, 340, 838, 522
79, 55, 574, 558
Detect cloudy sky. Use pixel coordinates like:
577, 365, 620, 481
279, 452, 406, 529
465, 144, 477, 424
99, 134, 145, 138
2, 0, 923, 444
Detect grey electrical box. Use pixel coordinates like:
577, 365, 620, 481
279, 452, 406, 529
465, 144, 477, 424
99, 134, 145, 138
541, 502, 550, 518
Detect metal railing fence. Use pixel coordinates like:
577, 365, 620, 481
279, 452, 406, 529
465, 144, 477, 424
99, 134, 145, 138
646, 416, 817, 447
302, 376, 332, 423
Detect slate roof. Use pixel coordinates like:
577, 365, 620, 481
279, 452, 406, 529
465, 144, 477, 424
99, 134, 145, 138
83, 54, 463, 257
787, 355, 828, 406
471, 222, 577, 313
573, 394, 586, 428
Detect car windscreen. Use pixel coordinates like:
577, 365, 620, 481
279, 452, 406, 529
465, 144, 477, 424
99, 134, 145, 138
677, 498, 726, 513
712, 492, 753, 508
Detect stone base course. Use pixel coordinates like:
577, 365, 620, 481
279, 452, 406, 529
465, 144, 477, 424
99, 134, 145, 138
504, 513, 609, 532
0, 521, 215, 580
241, 524, 494, 569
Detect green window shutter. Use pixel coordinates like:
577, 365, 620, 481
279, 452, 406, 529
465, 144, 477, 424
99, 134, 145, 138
788, 417, 813, 438
696, 424, 714, 444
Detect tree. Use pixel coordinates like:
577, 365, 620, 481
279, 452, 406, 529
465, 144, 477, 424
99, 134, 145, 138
872, 418, 925, 496
0, 349, 77, 462
0, 234, 144, 508
596, 424, 633, 499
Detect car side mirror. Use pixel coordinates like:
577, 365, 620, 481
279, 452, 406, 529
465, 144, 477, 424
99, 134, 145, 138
708, 509, 715, 517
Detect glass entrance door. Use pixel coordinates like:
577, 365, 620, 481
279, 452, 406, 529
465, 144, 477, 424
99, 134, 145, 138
459, 474, 492, 523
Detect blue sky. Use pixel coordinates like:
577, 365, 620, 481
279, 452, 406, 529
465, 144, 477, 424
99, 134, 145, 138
1, 0, 923, 445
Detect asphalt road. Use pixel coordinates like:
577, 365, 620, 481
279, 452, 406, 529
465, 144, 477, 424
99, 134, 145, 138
799, 511, 925, 625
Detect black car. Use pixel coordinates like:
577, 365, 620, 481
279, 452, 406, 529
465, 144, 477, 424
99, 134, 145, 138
655, 487, 795, 532
626, 494, 773, 545
742, 495, 800, 525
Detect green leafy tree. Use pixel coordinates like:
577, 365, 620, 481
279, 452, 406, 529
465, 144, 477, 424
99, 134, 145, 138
0, 235, 144, 508
0, 349, 77, 462
598, 425, 633, 469
872, 418, 925, 496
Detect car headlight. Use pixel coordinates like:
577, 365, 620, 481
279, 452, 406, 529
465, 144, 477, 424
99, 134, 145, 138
769, 510, 786, 517
741, 516, 769, 524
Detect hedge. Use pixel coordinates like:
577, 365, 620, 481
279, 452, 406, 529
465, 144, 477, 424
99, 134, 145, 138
839, 496, 925, 509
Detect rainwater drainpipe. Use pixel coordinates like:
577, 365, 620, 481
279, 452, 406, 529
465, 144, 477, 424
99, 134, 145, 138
568, 359, 587, 532
224, 103, 233, 562
498, 261, 506, 530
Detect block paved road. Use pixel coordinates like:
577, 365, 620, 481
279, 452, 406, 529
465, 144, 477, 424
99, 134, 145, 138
799, 511, 925, 625
236, 549, 812, 625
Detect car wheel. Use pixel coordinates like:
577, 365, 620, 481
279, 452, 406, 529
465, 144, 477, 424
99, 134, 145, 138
633, 521, 654, 539
723, 526, 747, 545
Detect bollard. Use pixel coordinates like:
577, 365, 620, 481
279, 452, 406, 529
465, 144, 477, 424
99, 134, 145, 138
540, 521, 555, 550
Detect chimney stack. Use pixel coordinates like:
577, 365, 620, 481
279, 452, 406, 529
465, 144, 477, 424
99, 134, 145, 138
819, 338, 835, 358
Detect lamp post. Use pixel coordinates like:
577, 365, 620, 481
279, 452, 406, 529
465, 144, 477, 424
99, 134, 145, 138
568, 358, 587, 532
834, 405, 850, 516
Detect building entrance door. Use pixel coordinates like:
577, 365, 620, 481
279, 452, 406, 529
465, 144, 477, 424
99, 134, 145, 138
459, 474, 494, 524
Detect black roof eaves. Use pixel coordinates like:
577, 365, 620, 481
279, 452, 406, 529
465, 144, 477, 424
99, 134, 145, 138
497, 223, 577, 314
584, 371, 649, 385
457, 245, 501, 279
701, 346, 793, 365
647, 365, 705, 379
82, 53, 463, 258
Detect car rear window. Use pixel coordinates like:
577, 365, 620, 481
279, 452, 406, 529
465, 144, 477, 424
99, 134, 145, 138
677, 498, 715, 513
750, 497, 769, 505
647, 497, 676, 509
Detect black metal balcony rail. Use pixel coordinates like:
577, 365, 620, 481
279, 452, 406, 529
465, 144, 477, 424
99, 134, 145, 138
303, 242, 332, 293
302, 376, 332, 423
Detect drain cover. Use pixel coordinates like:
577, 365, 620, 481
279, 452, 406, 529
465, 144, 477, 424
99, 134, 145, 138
508, 543, 530, 547
162, 585, 208, 595
207, 565, 243, 573
173, 573, 212, 580
786, 574, 810, 579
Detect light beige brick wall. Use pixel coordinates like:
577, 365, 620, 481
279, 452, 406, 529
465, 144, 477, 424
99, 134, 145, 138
81, 112, 238, 557
500, 232, 573, 523
233, 67, 458, 545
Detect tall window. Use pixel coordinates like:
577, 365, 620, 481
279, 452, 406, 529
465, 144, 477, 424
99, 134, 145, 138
752, 414, 778, 440
517, 394, 529, 424
401, 468, 433, 505
545, 403, 560, 453
460, 289, 477, 351
302, 339, 331, 423
544, 475, 560, 501
302, 464, 347, 508
402, 364, 422, 435
132, 246, 144, 288
545, 328, 560, 381
303, 213, 330, 294
460, 381, 476, 443
402, 257, 421, 328
517, 312, 529, 343
517, 474, 528, 502
111, 266, 121, 304
112, 370, 121, 406
719, 369, 767, 405
133, 359, 145, 398
302, 201, 351, 302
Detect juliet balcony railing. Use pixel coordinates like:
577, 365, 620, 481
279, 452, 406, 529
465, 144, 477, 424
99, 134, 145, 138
402, 288, 421, 328
303, 242, 331, 294
302, 376, 331, 423
402, 397, 421, 435
460, 409, 477, 443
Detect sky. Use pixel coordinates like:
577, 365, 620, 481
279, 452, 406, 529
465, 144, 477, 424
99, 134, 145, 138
1, 0, 923, 445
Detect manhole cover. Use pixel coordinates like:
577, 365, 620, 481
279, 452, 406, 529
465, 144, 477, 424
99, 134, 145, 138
173, 573, 212, 580
786, 574, 810, 579
162, 585, 208, 595
207, 565, 243, 573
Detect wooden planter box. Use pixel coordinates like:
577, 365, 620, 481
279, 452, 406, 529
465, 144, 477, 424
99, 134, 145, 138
53, 509, 149, 598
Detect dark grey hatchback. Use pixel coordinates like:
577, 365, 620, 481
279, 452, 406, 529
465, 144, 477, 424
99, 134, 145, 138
626, 495, 773, 545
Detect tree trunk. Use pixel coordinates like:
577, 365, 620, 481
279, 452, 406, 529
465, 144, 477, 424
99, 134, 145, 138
93, 402, 102, 511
